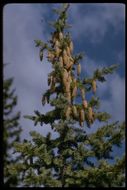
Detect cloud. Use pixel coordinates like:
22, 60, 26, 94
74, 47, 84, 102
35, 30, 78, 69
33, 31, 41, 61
69, 3, 125, 43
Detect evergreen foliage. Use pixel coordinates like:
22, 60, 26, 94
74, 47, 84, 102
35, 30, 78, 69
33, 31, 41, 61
3, 65, 22, 186
7, 4, 125, 187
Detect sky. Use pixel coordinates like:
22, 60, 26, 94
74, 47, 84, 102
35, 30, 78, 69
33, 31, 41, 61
3, 2, 125, 154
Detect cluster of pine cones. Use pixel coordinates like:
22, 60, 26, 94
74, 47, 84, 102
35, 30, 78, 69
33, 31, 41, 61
47, 31, 96, 127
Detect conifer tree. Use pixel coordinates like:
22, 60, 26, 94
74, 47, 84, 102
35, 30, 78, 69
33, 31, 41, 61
3, 65, 22, 186
7, 4, 125, 187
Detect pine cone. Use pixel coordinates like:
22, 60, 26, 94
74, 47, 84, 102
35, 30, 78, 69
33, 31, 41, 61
59, 32, 63, 40
79, 109, 85, 127
81, 88, 85, 100
92, 80, 96, 93
88, 107, 93, 121
72, 85, 77, 98
69, 41, 73, 53
66, 106, 71, 119
63, 49, 67, 57
83, 100, 88, 109
55, 40, 60, 48
59, 56, 64, 67
64, 60, 73, 70
66, 92, 71, 103
47, 51, 54, 62
77, 63, 81, 75
66, 46, 71, 57
63, 54, 69, 66
63, 69, 68, 86
67, 75, 72, 83
55, 46, 61, 57
70, 56, 74, 62
80, 109, 85, 122
65, 82, 70, 93
72, 105, 78, 118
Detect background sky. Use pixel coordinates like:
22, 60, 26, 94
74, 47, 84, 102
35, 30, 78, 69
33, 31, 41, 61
3, 3, 125, 156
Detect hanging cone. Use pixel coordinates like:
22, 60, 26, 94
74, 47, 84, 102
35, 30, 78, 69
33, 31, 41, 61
63, 69, 68, 78
65, 82, 70, 93
63, 49, 67, 56
80, 109, 85, 122
69, 58, 74, 69
81, 88, 85, 100
47, 51, 54, 62
83, 100, 88, 109
63, 53, 68, 65
55, 46, 61, 57
69, 41, 73, 53
63, 77, 67, 87
55, 40, 60, 48
65, 60, 73, 70
59, 32, 64, 40
70, 56, 74, 62
66, 92, 71, 103
65, 106, 71, 119
68, 75, 72, 85
88, 107, 93, 121
59, 56, 63, 67
77, 63, 81, 75
66, 46, 71, 57
72, 85, 77, 98
92, 80, 96, 93
79, 109, 85, 127
63, 69, 68, 85
72, 105, 78, 118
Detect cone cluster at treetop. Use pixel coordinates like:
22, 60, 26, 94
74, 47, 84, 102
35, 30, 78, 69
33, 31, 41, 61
34, 3, 112, 128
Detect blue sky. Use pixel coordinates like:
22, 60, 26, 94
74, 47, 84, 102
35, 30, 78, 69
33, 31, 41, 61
3, 2, 125, 153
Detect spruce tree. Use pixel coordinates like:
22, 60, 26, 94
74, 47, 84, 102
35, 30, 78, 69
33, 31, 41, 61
3, 64, 22, 186
7, 4, 125, 187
